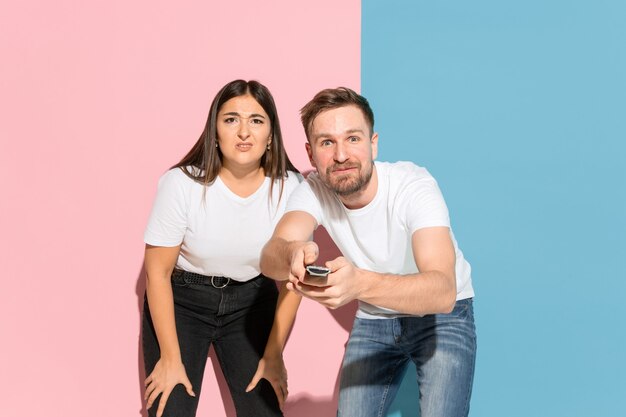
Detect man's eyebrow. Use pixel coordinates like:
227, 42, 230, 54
221, 111, 266, 119
313, 128, 366, 140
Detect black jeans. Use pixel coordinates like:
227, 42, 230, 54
142, 271, 282, 417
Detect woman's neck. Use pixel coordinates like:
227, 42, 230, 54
219, 164, 266, 198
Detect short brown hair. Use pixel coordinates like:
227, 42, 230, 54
300, 87, 375, 141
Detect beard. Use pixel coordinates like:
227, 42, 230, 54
322, 160, 374, 197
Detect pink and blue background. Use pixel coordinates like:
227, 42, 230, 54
1, 1, 625, 416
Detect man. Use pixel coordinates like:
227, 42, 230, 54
260, 87, 476, 417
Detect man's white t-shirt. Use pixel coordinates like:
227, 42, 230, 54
144, 167, 301, 282
286, 161, 474, 319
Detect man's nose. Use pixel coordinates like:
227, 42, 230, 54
333, 142, 348, 163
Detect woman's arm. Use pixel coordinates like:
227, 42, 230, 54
143, 244, 196, 417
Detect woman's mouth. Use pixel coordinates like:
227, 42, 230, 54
236, 143, 253, 151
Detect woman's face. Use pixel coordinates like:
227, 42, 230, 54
216, 94, 272, 171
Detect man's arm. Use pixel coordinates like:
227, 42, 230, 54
260, 211, 319, 281
291, 226, 457, 315
358, 226, 457, 314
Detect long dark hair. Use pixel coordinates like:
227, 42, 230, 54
173, 79, 298, 198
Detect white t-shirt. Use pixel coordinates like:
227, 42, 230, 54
144, 167, 301, 282
286, 161, 474, 319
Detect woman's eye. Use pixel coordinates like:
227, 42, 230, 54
224, 117, 236, 124
250, 118, 264, 125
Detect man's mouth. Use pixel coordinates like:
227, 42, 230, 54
331, 164, 359, 174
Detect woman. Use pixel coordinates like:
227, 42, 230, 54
142, 80, 302, 417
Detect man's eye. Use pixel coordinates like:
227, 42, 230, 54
348, 136, 359, 143
321, 140, 333, 147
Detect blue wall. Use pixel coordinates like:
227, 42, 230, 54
362, 1, 626, 416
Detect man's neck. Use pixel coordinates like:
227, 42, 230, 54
339, 165, 378, 210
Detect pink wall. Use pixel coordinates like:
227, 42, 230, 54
0, 1, 360, 416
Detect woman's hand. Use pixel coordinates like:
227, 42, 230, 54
144, 357, 196, 417
246, 354, 288, 410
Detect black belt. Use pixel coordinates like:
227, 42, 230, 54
172, 269, 261, 288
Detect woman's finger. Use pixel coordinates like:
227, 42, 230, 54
182, 377, 196, 397
271, 380, 285, 410
146, 384, 162, 409
156, 388, 172, 417
245, 368, 263, 393
144, 379, 158, 401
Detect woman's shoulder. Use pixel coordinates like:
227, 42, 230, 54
156, 166, 205, 193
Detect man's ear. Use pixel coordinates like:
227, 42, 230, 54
371, 132, 379, 160
305, 142, 316, 168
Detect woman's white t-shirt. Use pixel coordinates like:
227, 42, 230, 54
144, 168, 301, 282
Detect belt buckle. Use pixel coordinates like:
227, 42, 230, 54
211, 276, 230, 289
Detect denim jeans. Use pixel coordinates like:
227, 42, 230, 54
338, 298, 476, 417
142, 271, 282, 417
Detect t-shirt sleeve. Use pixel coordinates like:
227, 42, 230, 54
143, 169, 189, 247
285, 180, 324, 226
403, 171, 451, 233
283, 171, 304, 196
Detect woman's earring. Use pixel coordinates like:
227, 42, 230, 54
215, 142, 219, 148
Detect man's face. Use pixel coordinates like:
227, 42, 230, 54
306, 105, 378, 197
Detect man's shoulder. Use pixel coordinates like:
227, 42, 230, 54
281, 170, 304, 189
303, 171, 330, 194
377, 161, 434, 184
291, 171, 342, 210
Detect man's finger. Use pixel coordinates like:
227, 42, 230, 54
303, 244, 319, 264
295, 281, 331, 295
325, 256, 346, 270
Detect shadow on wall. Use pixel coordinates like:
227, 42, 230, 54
134, 226, 355, 416
280, 227, 358, 416
136, 264, 147, 417
314, 226, 356, 333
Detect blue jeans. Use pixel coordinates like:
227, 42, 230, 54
142, 271, 282, 417
338, 298, 476, 417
